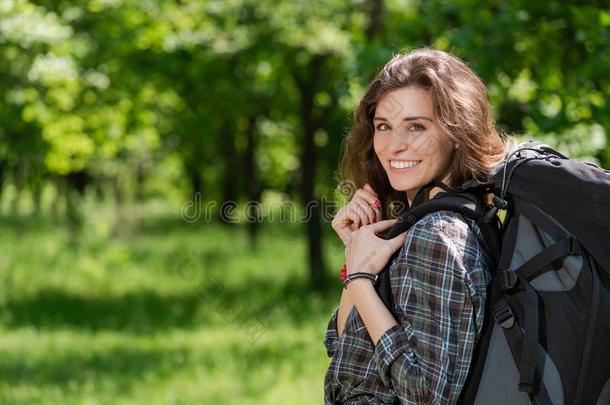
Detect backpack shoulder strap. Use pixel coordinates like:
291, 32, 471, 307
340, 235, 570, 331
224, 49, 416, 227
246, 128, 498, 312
375, 192, 500, 314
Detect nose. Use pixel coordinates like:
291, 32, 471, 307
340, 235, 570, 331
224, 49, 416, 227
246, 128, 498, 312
388, 129, 409, 153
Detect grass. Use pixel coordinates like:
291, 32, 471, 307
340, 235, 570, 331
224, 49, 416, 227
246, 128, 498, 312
0, 200, 345, 404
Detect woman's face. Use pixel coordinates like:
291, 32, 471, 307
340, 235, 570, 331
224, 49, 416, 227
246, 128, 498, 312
373, 86, 455, 203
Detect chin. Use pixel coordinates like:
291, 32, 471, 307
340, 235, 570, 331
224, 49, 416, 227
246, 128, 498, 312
387, 177, 417, 192
383, 165, 425, 193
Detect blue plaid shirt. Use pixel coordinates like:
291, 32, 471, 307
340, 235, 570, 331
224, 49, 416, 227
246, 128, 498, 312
323, 211, 491, 404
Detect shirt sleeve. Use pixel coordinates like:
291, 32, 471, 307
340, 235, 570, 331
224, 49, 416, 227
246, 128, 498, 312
324, 306, 340, 358
373, 211, 488, 404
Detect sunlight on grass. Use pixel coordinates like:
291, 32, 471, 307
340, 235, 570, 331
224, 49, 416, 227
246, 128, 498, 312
0, 201, 343, 404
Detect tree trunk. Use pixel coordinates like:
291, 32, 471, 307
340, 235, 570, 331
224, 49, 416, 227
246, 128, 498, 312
366, 0, 384, 40
220, 120, 238, 225
52, 176, 65, 218
32, 178, 42, 215
245, 115, 262, 248
11, 164, 23, 216
0, 159, 7, 215
65, 171, 90, 237
190, 169, 203, 201
294, 55, 328, 290
134, 163, 146, 202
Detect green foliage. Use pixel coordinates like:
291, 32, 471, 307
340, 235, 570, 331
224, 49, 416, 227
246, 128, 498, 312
1, 0, 608, 207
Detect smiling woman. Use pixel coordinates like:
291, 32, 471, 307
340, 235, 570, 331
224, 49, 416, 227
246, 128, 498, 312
373, 86, 455, 205
339, 48, 506, 220
325, 48, 508, 404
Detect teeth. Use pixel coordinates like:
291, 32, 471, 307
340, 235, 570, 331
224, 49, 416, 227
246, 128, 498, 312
390, 160, 420, 169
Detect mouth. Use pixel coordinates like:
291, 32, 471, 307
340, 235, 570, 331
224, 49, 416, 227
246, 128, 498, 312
389, 159, 422, 173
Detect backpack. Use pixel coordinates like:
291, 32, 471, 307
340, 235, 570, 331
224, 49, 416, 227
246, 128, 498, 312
375, 141, 610, 405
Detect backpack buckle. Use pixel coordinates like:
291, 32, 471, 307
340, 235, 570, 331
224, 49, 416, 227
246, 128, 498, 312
492, 300, 515, 329
492, 195, 508, 210
499, 271, 518, 292
568, 237, 582, 255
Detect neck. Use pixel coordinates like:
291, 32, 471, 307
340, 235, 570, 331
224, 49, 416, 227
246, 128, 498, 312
407, 186, 445, 207
407, 177, 451, 207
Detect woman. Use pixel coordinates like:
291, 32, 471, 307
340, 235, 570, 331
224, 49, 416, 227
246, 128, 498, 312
323, 48, 506, 404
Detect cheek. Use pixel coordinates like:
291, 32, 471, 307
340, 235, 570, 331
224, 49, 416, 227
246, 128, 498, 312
435, 143, 455, 171
373, 133, 386, 155
429, 134, 454, 159
417, 135, 453, 172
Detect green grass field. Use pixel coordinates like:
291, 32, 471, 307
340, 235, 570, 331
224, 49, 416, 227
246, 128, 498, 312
0, 200, 344, 404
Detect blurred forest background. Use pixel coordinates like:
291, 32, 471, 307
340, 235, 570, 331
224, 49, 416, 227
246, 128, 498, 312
0, 0, 609, 403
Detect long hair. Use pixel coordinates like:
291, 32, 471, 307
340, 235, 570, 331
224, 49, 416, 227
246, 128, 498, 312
337, 47, 507, 219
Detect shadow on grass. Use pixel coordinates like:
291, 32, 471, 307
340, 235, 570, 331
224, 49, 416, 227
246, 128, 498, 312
0, 345, 181, 388
2, 275, 340, 333
0, 326, 318, 399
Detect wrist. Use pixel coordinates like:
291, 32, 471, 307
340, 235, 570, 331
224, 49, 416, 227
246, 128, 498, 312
345, 260, 379, 277
346, 278, 376, 291
343, 272, 377, 290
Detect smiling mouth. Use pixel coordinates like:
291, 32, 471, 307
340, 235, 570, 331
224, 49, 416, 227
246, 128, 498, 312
389, 160, 422, 170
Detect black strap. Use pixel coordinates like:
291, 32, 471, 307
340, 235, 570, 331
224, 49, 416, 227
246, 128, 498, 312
375, 192, 494, 315
457, 275, 497, 405
491, 275, 554, 405
515, 199, 567, 243
498, 214, 520, 272
375, 254, 396, 316
518, 277, 540, 394
411, 180, 448, 207
516, 236, 581, 281
491, 276, 522, 359
412, 180, 453, 207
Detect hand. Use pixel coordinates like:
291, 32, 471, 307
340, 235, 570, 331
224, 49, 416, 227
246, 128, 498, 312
332, 184, 382, 246
345, 219, 406, 276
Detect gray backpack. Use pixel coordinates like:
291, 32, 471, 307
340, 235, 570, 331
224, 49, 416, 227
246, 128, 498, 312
376, 141, 610, 404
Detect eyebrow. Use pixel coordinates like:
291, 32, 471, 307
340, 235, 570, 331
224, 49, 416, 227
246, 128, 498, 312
373, 115, 433, 122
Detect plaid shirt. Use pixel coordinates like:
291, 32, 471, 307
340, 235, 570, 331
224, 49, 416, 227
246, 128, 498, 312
323, 211, 491, 404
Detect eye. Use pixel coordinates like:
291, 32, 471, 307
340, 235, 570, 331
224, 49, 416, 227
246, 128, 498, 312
375, 123, 390, 131
408, 122, 426, 132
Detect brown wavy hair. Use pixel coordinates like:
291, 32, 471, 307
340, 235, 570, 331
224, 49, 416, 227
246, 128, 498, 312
337, 47, 507, 219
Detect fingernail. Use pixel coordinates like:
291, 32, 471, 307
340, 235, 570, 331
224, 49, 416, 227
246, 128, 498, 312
373, 200, 381, 208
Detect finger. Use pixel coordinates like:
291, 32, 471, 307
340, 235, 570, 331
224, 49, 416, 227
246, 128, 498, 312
353, 197, 377, 226
365, 218, 399, 233
363, 183, 378, 197
356, 188, 382, 212
336, 202, 367, 230
350, 200, 372, 228
354, 197, 376, 225
354, 190, 381, 223
388, 232, 407, 251
362, 184, 382, 218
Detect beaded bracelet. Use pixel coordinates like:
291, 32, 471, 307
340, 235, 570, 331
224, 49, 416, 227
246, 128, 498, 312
343, 272, 376, 289
340, 264, 347, 281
